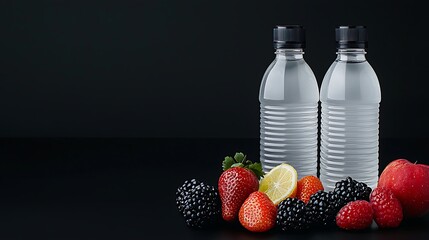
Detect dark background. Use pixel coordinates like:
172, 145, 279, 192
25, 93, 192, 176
1, 1, 429, 239
0, 0, 428, 138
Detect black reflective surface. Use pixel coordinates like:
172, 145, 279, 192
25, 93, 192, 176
0, 138, 428, 239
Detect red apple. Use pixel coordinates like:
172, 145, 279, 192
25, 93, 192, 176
378, 159, 429, 217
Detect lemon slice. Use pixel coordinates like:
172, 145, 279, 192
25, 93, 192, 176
259, 163, 298, 205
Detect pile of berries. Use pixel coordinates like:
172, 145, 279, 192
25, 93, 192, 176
276, 176, 375, 231
175, 152, 406, 232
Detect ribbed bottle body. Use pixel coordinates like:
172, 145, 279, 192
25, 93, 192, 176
320, 58, 381, 191
260, 102, 318, 177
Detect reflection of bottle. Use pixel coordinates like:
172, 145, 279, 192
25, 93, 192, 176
320, 26, 381, 191
259, 25, 319, 179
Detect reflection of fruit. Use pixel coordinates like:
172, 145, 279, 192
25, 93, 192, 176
277, 198, 309, 231
239, 192, 277, 232
175, 179, 221, 228
306, 191, 337, 227
370, 187, 403, 228
332, 177, 372, 211
297, 176, 324, 203
336, 200, 373, 230
378, 159, 429, 217
218, 153, 261, 221
259, 163, 298, 205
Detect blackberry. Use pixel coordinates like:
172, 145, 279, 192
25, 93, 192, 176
175, 179, 221, 228
176, 179, 200, 212
306, 191, 337, 227
277, 198, 309, 231
332, 177, 372, 211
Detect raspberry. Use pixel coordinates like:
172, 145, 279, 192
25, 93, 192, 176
336, 200, 373, 230
297, 176, 324, 203
370, 187, 403, 228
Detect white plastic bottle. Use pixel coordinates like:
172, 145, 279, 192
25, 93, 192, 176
259, 25, 319, 179
320, 26, 381, 191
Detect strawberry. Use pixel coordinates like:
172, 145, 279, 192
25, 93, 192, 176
239, 191, 277, 232
336, 200, 373, 230
370, 187, 403, 228
218, 152, 263, 222
296, 175, 324, 203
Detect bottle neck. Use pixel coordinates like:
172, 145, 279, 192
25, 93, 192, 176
336, 49, 367, 62
275, 49, 304, 60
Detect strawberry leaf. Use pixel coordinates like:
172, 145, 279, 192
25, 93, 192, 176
221, 152, 264, 179
231, 163, 244, 168
222, 156, 235, 171
234, 152, 245, 163
248, 162, 264, 180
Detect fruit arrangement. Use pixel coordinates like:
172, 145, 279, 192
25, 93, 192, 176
176, 154, 429, 232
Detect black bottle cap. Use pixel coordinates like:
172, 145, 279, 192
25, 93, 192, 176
336, 26, 368, 49
273, 25, 305, 49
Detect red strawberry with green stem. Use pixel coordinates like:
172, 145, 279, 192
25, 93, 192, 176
218, 152, 264, 222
